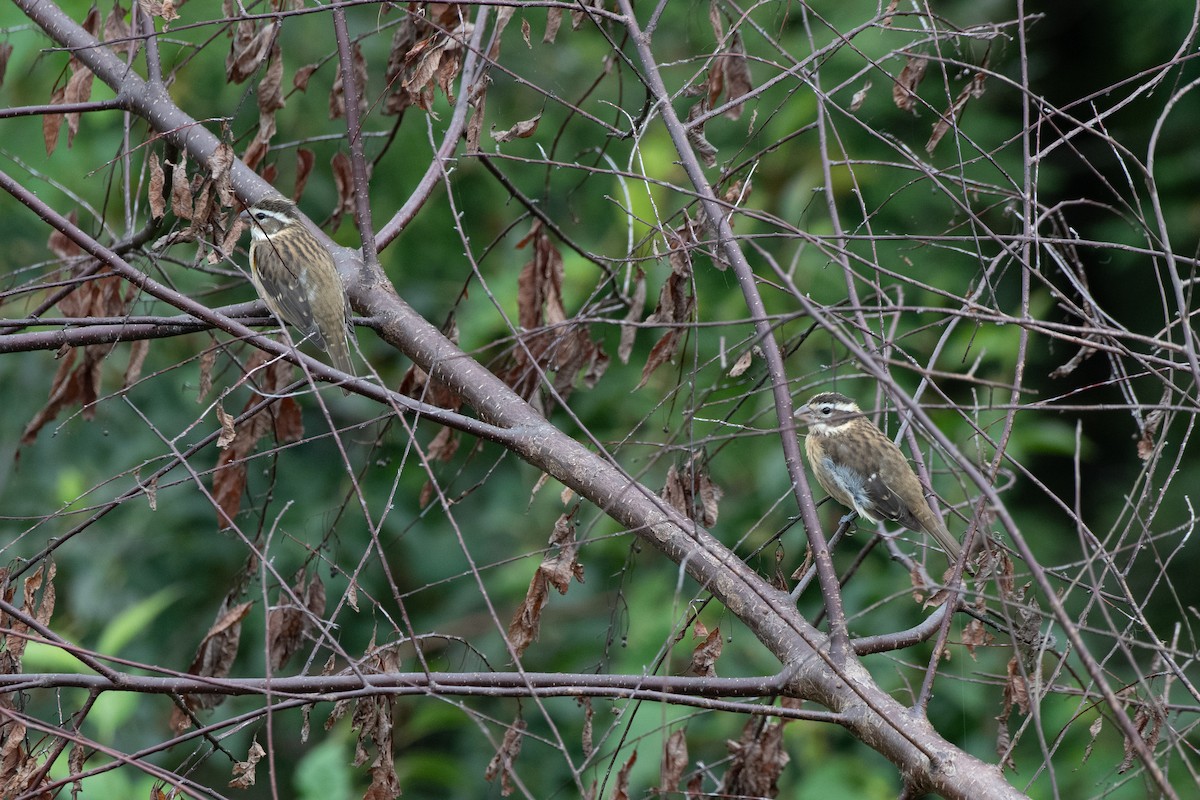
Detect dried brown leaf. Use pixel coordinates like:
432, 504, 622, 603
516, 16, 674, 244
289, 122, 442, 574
138, 0, 179, 25
727, 348, 753, 377
427, 426, 459, 462
209, 142, 236, 207
685, 96, 717, 167
148, 152, 166, 219
927, 71, 987, 154
267, 573, 324, 671
229, 741, 265, 789
123, 338, 149, 388
618, 267, 647, 364
544, 8, 562, 43
660, 454, 726, 526
1003, 656, 1030, 715
47, 217, 82, 261
962, 616, 993, 659
685, 625, 722, 677
484, 719, 526, 795
612, 751, 637, 800
258, 43, 285, 113
43, 86, 65, 156
719, 714, 789, 797
850, 80, 872, 112
0, 43, 13, 90
661, 729, 688, 792
329, 42, 367, 120
177, 598, 252, 722
1119, 702, 1164, 774
717, 30, 751, 119
293, 148, 315, 201
491, 113, 542, 143
293, 63, 317, 92
170, 152, 192, 219
330, 151, 354, 230
892, 55, 927, 113
1082, 716, 1103, 765
104, 2, 131, 45
63, 61, 95, 148
215, 404, 236, 449
226, 19, 278, 83
637, 329, 681, 390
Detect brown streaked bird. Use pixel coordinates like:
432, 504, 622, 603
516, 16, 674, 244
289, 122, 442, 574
241, 197, 355, 387
795, 391, 961, 562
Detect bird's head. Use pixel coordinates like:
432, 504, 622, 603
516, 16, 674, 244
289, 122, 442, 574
795, 392, 864, 436
240, 197, 301, 239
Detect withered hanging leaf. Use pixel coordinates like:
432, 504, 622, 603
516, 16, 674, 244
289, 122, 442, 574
1082, 717, 1103, 765
612, 751, 637, 800
685, 624, 721, 677
637, 227, 697, 388
209, 142, 236, 207
719, 714, 789, 797
293, 148, 315, 201
0, 43, 12, 90
43, 86, 65, 156
892, 54, 927, 113
544, 7, 562, 43
503, 222, 608, 401
1136, 407, 1164, 460
267, 572, 325, 671
171, 598, 252, 728
962, 616, 992, 659
1003, 655, 1030, 716
292, 63, 317, 92
727, 347, 753, 377
571, 0, 603, 29
490, 113, 542, 143
926, 71, 986, 154
147, 152, 166, 219
258, 44, 285, 113
617, 267, 646, 364
123, 338, 149, 389
170, 152, 192, 219
329, 151, 360, 231
212, 356, 301, 529
882, 0, 899, 25
226, 18, 278, 83
399, 19, 471, 113
104, 2, 131, 46
329, 42, 368, 120
484, 719, 526, 795
139, 0, 179, 26
228, 741, 265, 789
215, 404, 236, 449
507, 514, 584, 657
426, 426, 459, 463
685, 95, 718, 167
47, 211, 83, 260
661, 453, 722, 526
717, 30, 751, 119
850, 80, 872, 112
661, 729, 688, 793
81, 5, 101, 35
637, 329, 681, 389
1119, 702, 1164, 774
19, 245, 137, 452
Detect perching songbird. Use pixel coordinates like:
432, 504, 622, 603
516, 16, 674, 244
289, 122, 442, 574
240, 197, 355, 384
795, 391, 961, 562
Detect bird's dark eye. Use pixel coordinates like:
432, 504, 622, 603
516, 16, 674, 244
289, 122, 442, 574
254, 212, 267, 220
